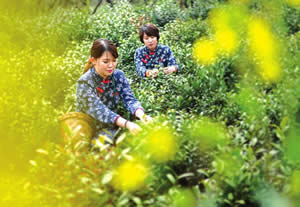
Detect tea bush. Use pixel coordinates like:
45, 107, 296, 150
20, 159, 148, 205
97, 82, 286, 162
1, 0, 300, 206
150, 0, 182, 27
181, 0, 225, 20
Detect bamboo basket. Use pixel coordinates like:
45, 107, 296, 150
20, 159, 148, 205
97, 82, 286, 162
59, 112, 96, 141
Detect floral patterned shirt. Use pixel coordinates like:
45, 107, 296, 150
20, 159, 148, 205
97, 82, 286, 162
76, 68, 143, 134
134, 44, 180, 78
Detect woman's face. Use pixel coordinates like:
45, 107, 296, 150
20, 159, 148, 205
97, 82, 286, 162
143, 33, 158, 51
92, 51, 117, 79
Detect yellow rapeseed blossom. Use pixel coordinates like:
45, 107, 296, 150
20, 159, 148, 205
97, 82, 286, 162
215, 27, 238, 55
193, 39, 217, 65
145, 127, 177, 162
248, 18, 277, 60
112, 159, 148, 192
286, 0, 300, 6
248, 17, 282, 83
209, 8, 227, 31
258, 60, 282, 83
209, 6, 247, 57
209, 5, 248, 33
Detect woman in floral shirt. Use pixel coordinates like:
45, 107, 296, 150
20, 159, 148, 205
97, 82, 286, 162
76, 39, 151, 142
134, 23, 180, 78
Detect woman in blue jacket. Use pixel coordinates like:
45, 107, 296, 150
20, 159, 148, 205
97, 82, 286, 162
76, 39, 151, 142
134, 23, 180, 78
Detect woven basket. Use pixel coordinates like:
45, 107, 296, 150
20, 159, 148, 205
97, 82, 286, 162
59, 112, 96, 141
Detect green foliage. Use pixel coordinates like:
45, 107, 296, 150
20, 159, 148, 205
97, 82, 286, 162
88, 2, 140, 45
283, 4, 300, 35
1, 0, 300, 206
151, 0, 182, 27
161, 18, 209, 45
181, 0, 225, 20
28, 141, 122, 206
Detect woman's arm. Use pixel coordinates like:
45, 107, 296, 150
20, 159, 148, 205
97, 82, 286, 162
135, 108, 152, 123
115, 116, 142, 135
77, 80, 143, 134
117, 71, 152, 123
116, 71, 144, 115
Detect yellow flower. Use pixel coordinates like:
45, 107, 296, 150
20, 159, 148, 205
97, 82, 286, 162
145, 127, 177, 162
258, 60, 282, 83
209, 6, 246, 57
209, 8, 227, 31
193, 39, 217, 65
248, 17, 282, 83
248, 18, 278, 60
286, 0, 300, 6
112, 159, 148, 191
215, 27, 238, 55
209, 5, 248, 33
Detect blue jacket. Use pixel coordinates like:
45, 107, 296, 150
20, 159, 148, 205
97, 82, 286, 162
134, 44, 180, 78
76, 67, 143, 139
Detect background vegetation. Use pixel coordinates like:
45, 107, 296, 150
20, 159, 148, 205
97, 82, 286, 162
0, 0, 299, 206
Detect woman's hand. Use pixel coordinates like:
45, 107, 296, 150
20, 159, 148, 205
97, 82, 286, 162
116, 117, 142, 135
141, 114, 153, 124
163, 66, 177, 75
135, 109, 152, 124
126, 121, 142, 135
146, 69, 159, 78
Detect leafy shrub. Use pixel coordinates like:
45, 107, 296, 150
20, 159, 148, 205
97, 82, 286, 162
161, 18, 209, 45
87, 2, 140, 46
150, 0, 182, 27
283, 4, 300, 35
0, 49, 62, 170
181, 0, 225, 20
2, 0, 300, 206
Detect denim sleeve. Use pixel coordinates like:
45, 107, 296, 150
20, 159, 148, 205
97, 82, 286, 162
117, 72, 144, 115
76, 81, 119, 124
134, 49, 147, 78
167, 47, 180, 72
